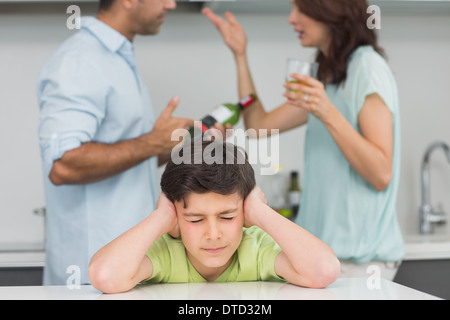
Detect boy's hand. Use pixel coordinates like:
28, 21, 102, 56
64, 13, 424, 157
156, 193, 180, 238
243, 186, 267, 228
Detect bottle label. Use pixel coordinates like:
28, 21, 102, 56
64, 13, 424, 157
288, 191, 301, 205
209, 105, 234, 124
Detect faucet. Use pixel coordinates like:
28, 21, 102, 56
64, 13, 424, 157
420, 141, 450, 234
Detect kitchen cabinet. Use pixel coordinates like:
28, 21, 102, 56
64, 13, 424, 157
394, 236, 450, 299
2, 0, 450, 14
204, 0, 450, 14
0, 267, 43, 286
0, 250, 45, 286
394, 259, 450, 299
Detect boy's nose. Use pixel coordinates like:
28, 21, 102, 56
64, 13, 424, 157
205, 221, 222, 240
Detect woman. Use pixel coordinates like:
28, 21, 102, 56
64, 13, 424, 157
203, 0, 404, 280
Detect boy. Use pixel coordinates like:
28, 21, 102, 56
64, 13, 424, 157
89, 140, 340, 293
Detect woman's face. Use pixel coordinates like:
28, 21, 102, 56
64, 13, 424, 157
288, 1, 331, 54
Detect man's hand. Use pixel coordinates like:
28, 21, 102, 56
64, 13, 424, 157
243, 186, 267, 228
48, 96, 194, 185
145, 96, 194, 155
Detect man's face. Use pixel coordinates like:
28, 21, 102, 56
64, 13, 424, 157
175, 192, 245, 281
129, 0, 176, 35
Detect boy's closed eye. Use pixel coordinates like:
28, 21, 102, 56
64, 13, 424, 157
221, 216, 235, 220
183, 208, 239, 224
187, 216, 236, 223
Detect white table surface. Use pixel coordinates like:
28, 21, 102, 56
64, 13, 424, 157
0, 278, 440, 300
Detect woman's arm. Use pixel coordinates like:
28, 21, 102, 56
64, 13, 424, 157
235, 54, 309, 135
202, 8, 308, 136
88, 194, 178, 294
244, 187, 340, 288
285, 74, 393, 191
325, 93, 393, 191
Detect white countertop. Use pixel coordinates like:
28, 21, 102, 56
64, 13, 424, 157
0, 242, 44, 267
0, 279, 440, 300
404, 233, 450, 260
0, 251, 45, 267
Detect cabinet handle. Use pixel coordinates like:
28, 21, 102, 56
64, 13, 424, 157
33, 207, 46, 217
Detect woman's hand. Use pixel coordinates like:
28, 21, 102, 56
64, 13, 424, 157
202, 8, 247, 57
243, 186, 267, 228
156, 193, 180, 238
283, 73, 334, 124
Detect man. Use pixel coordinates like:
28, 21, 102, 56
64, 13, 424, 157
37, 0, 192, 285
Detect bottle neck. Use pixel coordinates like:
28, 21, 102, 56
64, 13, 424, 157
290, 179, 299, 190
238, 94, 257, 110
290, 173, 300, 190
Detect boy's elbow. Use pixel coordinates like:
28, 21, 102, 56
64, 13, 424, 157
316, 257, 341, 288
88, 261, 113, 293
305, 256, 341, 289
89, 261, 129, 294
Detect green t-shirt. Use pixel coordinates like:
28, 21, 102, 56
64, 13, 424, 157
142, 226, 285, 284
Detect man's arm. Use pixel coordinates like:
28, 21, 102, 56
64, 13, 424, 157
88, 193, 178, 294
244, 187, 340, 288
49, 96, 193, 185
50, 132, 163, 185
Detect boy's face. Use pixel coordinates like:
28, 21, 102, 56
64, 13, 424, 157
174, 192, 244, 281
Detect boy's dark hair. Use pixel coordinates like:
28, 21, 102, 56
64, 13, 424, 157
161, 140, 256, 207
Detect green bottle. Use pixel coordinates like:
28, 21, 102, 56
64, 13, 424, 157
288, 171, 302, 220
190, 94, 257, 137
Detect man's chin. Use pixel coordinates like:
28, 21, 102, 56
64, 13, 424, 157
137, 25, 161, 36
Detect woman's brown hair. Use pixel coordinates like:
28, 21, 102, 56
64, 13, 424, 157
161, 140, 256, 207
295, 0, 385, 86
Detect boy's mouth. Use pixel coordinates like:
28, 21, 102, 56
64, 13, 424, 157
203, 246, 226, 254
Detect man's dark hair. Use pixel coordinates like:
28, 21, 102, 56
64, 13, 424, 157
161, 140, 256, 207
99, 0, 116, 11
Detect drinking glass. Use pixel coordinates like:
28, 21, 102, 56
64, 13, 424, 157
285, 59, 319, 93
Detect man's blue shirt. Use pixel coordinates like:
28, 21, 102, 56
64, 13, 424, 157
37, 17, 158, 285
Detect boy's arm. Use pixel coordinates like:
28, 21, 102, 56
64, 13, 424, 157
244, 187, 340, 288
88, 194, 178, 294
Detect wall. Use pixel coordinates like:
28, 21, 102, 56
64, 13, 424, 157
0, 2, 449, 248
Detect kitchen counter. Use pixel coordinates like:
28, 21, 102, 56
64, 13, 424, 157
2, 234, 449, 265
0, 242, 44, 268
0, 278, 439, 300
404, 233, 450, 260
